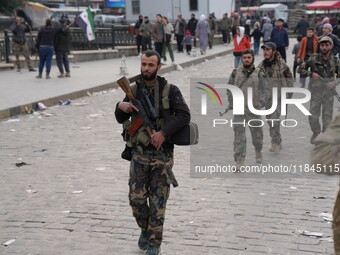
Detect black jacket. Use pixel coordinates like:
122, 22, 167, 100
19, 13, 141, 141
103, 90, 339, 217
35, 26, 63, 48
187, 18, 198, 35
115, 76, 191, 150
294, 20, 310, 37
55, 26, 71, 52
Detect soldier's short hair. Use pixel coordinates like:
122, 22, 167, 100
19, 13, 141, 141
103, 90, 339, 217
242, 49, 254, 58
142, 50, 161, 65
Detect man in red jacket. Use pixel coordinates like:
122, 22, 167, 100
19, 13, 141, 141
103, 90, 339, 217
233, 26, 251, 68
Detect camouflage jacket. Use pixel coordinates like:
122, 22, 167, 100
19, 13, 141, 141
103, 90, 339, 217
298, 52, 340, 89
228, 65, 269, 111
257, 52, 293, 99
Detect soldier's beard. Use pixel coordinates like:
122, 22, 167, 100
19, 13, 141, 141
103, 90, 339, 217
141, 70, 158, 81
321, 49, 330, 55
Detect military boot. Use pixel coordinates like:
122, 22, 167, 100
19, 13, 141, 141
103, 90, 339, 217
255, 150, 263, 163
46, 72, 50, 79
57, 73, 65, 78
236, 156, 245, 172
36, 72, 42, 79
138, 229, 148, 250
269, 143, 282, 152
65, 72, 71, 77
145, 245, 161, 255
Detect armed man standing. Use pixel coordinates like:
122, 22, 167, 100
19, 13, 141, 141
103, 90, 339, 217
10, 17, 36, 72
115, 50, 190, 255
257, 42, 294, 152
298, 36, 340, 144
228, 49, 269, 170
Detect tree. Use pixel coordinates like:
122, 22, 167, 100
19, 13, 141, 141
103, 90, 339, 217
0, 0, 21, 16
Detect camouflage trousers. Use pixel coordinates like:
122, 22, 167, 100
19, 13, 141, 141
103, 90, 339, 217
266, 99, 282, 145
13, 42, 33, 69
129, 150, 176, 248
208, 31, 215, 49
233, 113, 263, 159
308, 87, 334, 135
333, 187, 340, 254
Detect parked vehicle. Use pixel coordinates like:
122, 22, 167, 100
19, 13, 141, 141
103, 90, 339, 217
94, 15, 125, 27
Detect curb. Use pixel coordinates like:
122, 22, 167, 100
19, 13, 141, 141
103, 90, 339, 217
0, 47, 234, 120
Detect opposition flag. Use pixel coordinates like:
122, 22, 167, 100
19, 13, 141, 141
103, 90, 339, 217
75, 7, 95, 41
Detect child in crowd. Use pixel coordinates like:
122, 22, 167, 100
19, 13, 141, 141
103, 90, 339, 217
182, 30, 193, 55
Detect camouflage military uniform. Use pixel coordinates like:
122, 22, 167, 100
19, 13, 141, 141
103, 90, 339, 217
228, 65, 269, 160
298, 53, 340, 139
311, 113, 340, 254
257, 52, 294, 147
115, 76, 190, 249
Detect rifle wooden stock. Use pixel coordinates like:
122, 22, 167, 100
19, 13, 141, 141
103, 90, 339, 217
117, 76, 135, 101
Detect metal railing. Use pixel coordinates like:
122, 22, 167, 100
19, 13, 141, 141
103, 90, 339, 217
0, 26, 136, 62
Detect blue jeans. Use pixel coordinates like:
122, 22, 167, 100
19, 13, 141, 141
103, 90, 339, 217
234, 56, 242, 68
254, 41, 260, 55
56, 51, 70, 73
39, 46, 53, 73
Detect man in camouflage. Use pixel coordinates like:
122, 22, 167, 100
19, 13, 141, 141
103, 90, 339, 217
298, 36, 340, 144
228, 49, 269, 170
115, 50, 190, 255
311, 112, 340, 254
257, 42, 294, 152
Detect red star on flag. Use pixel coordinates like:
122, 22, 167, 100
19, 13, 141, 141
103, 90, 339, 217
84, 15, 87, 18
89, 33, 92, 36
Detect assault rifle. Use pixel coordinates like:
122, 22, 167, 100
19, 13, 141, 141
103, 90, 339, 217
307, 60, 340, 102
117, 76, 158, 137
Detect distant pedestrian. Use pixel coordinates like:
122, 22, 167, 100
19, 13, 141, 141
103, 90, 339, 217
294, 16, 309, 37
319, 23, 340, 56
297, 28, 318, 88
233, 26, 250, 68
195, 14, 210, 55
182, 30, 192, 55
10, 17, 35, 72
208, 13, 217, 49
231, 13, 241, 38
140, 16, 152, 51
162, 16, 175, 64
187, 13, 198, 47
152, 14, 165, 58
270, 18, 289, 62
35, 19, 63, 79
250, 22, 262, 55
219, 13, 231, 45
292, 36, 302, 82
134, 15, 144, 57
244, 19, 251, 37
55, 19, 71, 78
174, 13, 186, 53
315, 17, 329, 36
261, 18, 273, 43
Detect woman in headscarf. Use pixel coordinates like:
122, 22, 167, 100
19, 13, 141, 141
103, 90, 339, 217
233, 26, 250, 68
195, 14, 210, 55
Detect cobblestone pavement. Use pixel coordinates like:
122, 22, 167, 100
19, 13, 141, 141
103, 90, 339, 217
1, 42, 339, 255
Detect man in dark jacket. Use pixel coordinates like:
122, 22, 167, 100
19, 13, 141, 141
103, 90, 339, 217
174, 13, 186, 52
55, 19, 71, 78
270, 19, 289, 62
152, 14, 165, 58
187, 13, 197, 47
10, 17, 35, 72
294, 16, 310, 37
134, 15, 144, 56
115, 50, 190, 255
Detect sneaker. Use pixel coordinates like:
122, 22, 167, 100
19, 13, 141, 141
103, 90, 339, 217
28, 68, 36, 72
138, 229, 148, 250
145, 245, 161, 255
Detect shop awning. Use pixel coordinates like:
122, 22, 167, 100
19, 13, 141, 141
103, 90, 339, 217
306, 1, 340, 9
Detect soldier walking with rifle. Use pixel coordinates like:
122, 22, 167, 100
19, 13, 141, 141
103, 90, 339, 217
227, 49, 269, 170
115, 50, 190, 255
298, 36, 340, 144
